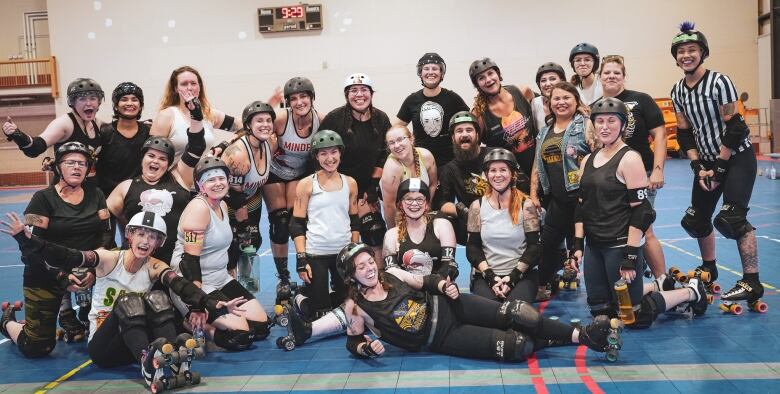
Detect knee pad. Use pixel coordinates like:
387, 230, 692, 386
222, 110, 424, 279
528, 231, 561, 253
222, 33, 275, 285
360, 212, 386, 247
213, 329, 253, 351
247, 320, 270, 341
497, 330, 534, 362
16, 330, 56, 358
113, 293, 147, 331
499, 301, 541, 334
630, 292, 666, 330
143, 290, 175, 327
681, 206, 713, 239
713, 204, 754, 240
587, 298, 618, 319
269, 209, 291, 244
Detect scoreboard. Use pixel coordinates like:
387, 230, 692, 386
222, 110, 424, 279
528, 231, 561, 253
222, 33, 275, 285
258, 4, 323, 33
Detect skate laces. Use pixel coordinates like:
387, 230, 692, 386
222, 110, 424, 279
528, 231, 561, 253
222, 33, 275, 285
725, 280, 752, 297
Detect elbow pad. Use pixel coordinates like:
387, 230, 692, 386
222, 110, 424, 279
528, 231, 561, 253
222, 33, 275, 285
21, 136, 48, 158
676, 126, 696, 153
519, 231, 541, 267
289, 216, 308, 238
219, 115, 235, 131
346, 334, 371, 358
722, 115, 749, 150
384, 254, 399, 269
466, 232, 487, 269
350, 214, 360, 232
224, 191, 247, 210
183, 129, 207, 166
422, 274, 445, 294
14, 233, 98, 269
180, 252, 203, 282
160, 269, 226, 317
99, 218, 114, 248
629, 198, 656, 233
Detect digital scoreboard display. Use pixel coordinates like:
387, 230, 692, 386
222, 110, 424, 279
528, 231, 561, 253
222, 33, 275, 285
258, 4, 323, 33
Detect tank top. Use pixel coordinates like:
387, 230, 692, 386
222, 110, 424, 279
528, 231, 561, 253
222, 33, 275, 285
397, 218, 442, 276
580, 145, 632, 247
228, 135, 271, 198
53, 113, 102, 188
270, 108, 319, 180
388, 148, 430, 185
124, 173, 191, 263
96, 120, 150, 196
356, 274, 430, 352
169, 107, 216, 165
577, 79, 603, 106
170, 198, 233, 293
531, 95, 547, 132
481, 85, 538, 176
479, 196, 526, 276
88, 251, 153, 342
306, 173, 351, 255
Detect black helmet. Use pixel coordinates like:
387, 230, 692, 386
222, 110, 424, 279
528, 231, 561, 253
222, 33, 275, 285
310, 129, 344, 157
194, 156, 229, 184
141, 136, 175, 164
590, 97, 630, 126
417, 52, 446, 76
670, 21, 709, 59
535, 62, 566, 86
283, 77, 315, 102
448, 111, 480, 133
569, 43, 600, 69
469, 58, 501, 87
337, 242, 374, 286
54, 141, 93, 175
66, 78, 105, 107
396, 178, 431, 204
242, 101, 276, 128
482, 148, 519, 173
111, 82, 144, 119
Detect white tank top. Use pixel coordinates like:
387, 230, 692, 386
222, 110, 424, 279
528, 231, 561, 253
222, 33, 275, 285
88, 251, 153, 342
532, 96, 547, 132
479, 196, 527, 276
231, 135, 271, 198
270, 108, 319, 180
306, 173, 351, 255
170, 198, 233, 292
169, 107, 216, 165
388, 148, 430, 185
577, 79, 603, 106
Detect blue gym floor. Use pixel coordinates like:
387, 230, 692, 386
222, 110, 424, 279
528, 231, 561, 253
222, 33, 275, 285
1, 157, 779, 393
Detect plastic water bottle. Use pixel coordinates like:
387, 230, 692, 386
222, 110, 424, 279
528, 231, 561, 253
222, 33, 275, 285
614, 279, 636, 325
193, 327, 206, 348
72, 267, 91, 309
770, 165, 777, 180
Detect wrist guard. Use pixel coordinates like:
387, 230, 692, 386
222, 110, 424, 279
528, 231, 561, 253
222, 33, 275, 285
296, 252, 309, 273
621, 246, 639, 272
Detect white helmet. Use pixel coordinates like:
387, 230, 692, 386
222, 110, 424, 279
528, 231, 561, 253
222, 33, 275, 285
343, 73, 374, 92
126, 211, 167, 243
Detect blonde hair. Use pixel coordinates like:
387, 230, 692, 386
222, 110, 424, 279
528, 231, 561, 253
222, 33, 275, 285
159, 65, 214, 123
599, 55, 627, 77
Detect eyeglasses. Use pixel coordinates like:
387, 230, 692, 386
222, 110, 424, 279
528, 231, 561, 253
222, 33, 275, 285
347, 86, 370, 95
602, 55, 625, 64
402, 197, 426, 205
387, 136, 408, 147
573, 57, 594, 64
62, 160, 88, 168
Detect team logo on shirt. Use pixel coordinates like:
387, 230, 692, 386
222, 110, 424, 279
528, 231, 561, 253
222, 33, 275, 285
420, 101, 444, 137
500, 111, 535, 154
138, 188, 175, 217
401, 249, 434, 276
465, 173, 488, 197
392, 297, 427, 333
622, 101, 638, 139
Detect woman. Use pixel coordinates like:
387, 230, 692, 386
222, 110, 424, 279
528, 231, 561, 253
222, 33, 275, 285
380, 125, 438, 228
169, 157, 270, 350
572, 97, 708, 328
290, 129, 359, 318
0, 142, 110, 357
530, 82, 596, 299
469, 58, 537, 194
569, 43, 602, 105
150, 65, 241, 164
531, 63, 566, 132
1, 211, 244, 389
262, 77, 324, 289
598, 55, 669, 287
467, 149, 540, 303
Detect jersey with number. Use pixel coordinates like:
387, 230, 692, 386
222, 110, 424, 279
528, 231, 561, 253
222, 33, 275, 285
270, 108, 319, 180
229, 135, 271, 198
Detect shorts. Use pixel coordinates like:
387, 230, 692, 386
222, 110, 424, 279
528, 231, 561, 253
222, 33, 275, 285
266, 169, 310, 185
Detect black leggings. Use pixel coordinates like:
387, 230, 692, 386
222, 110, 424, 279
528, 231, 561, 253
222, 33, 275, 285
301, 255, 347, 315
88, 308, 177, 368
470, 269, 539, 303
538, 197, 576, 286
227, 205, 263, 272
692, 147, 756, 218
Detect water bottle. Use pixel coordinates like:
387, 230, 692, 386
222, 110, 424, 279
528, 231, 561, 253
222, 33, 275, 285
614, 279, 636, 325
770, 165, 777, 180
72, 267, 92, 309
193, 327, 206, 348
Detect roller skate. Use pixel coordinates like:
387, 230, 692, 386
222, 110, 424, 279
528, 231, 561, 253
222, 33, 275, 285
719, 280, 767, 315
688, 265, 720, 294
142, 338, 185, 393
275, 303, 312, 351
237, 245, 260, 293
169, 333, 205, 387
651, 273, 677, 292
578, 315, 623, 362
56, 307, 86, 342
557, 258, 579, 291
668, 266, 688, 284
1, 301, 23, 338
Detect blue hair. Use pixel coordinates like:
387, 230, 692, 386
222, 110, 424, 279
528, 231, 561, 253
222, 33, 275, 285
679, 21, 696, 32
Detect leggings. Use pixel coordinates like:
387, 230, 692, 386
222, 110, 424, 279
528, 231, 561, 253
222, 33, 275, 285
88, 306, 177, 368
538, 197, 576, 286
470, 269, 539, 303
302, 255, 347, 316
13, 286, 62, 358
583, 245, 645, 312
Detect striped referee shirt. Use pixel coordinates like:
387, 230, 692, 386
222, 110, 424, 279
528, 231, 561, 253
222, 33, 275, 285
671, 70, 751, 162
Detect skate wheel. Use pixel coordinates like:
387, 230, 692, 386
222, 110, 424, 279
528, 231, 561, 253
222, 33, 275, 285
278, 315, 289, 327
710, 283, 721, 294
706, 295, 714, 304
161, 343, 174, 354
274, 304, 284, 315
609, 318, 623, 330
276, 337, 295, 351
1, 301, 8, 311
606, 349, 619, 362
190, 371, 202, 384
184, 338, 197, 349
169, 375, 184, 389
151, 380, 164, 393
558, 281, 565, 290
750, 301, 768, 313
570, 282, 577, 290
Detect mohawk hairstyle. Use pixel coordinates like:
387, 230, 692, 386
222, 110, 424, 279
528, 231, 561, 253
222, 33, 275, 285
679, 20, 696, 32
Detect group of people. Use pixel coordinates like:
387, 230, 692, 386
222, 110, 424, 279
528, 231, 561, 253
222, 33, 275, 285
0, 21, 764, 383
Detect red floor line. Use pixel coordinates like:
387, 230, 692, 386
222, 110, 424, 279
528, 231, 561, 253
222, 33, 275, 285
575, 345, 604, 394
527, 298, 551, 394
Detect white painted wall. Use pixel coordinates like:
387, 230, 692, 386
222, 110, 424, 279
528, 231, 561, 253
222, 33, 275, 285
43, 0, 759, 124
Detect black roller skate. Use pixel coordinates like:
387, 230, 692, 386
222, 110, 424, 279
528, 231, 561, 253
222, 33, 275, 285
142, 338, 184, 393
557, 258, 580, 291
720, 280, 767, 315
688, 278, 713, 317
56, 307, 86, 342
1, 301, 23, 338
651, 273, 677, 292
578, 315, 623, 362
689, 265, 721, 294
275, 304, 312, 351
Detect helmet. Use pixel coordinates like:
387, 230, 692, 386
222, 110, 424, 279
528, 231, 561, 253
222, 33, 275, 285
194, 156, 229, 184
469, 58, 500, 87
671, 21, 709, 59
141, 136, 175, 164
417, 52, 446, 76
569, 43, 600, 68
535, 62, 566, 86
283, 77, 315, 102
126, 211, 167, 244
396, 178, 430, 204
343, 73, 374, 92
590, 97, 630, 126
337, 242, 374, 285
482, 148, 519, 173
66, 78, 105, 107
242, 101, 276, 128
310, 129, 344, 157
448, 111, 480, 133
54, 141, 93, 175
111, 82, 144, 107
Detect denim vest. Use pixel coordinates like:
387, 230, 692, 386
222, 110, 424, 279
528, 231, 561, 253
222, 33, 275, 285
535, 113, 591, 196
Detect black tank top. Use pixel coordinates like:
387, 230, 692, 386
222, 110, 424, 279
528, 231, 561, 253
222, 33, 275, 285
96, 120, 150, 196
51, 113, 102, 189
481, 85, 537, 176
580, 145, 632, 247
397, 217, 442, 276
124, 173, 191, 263
356, 274, 430, 352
